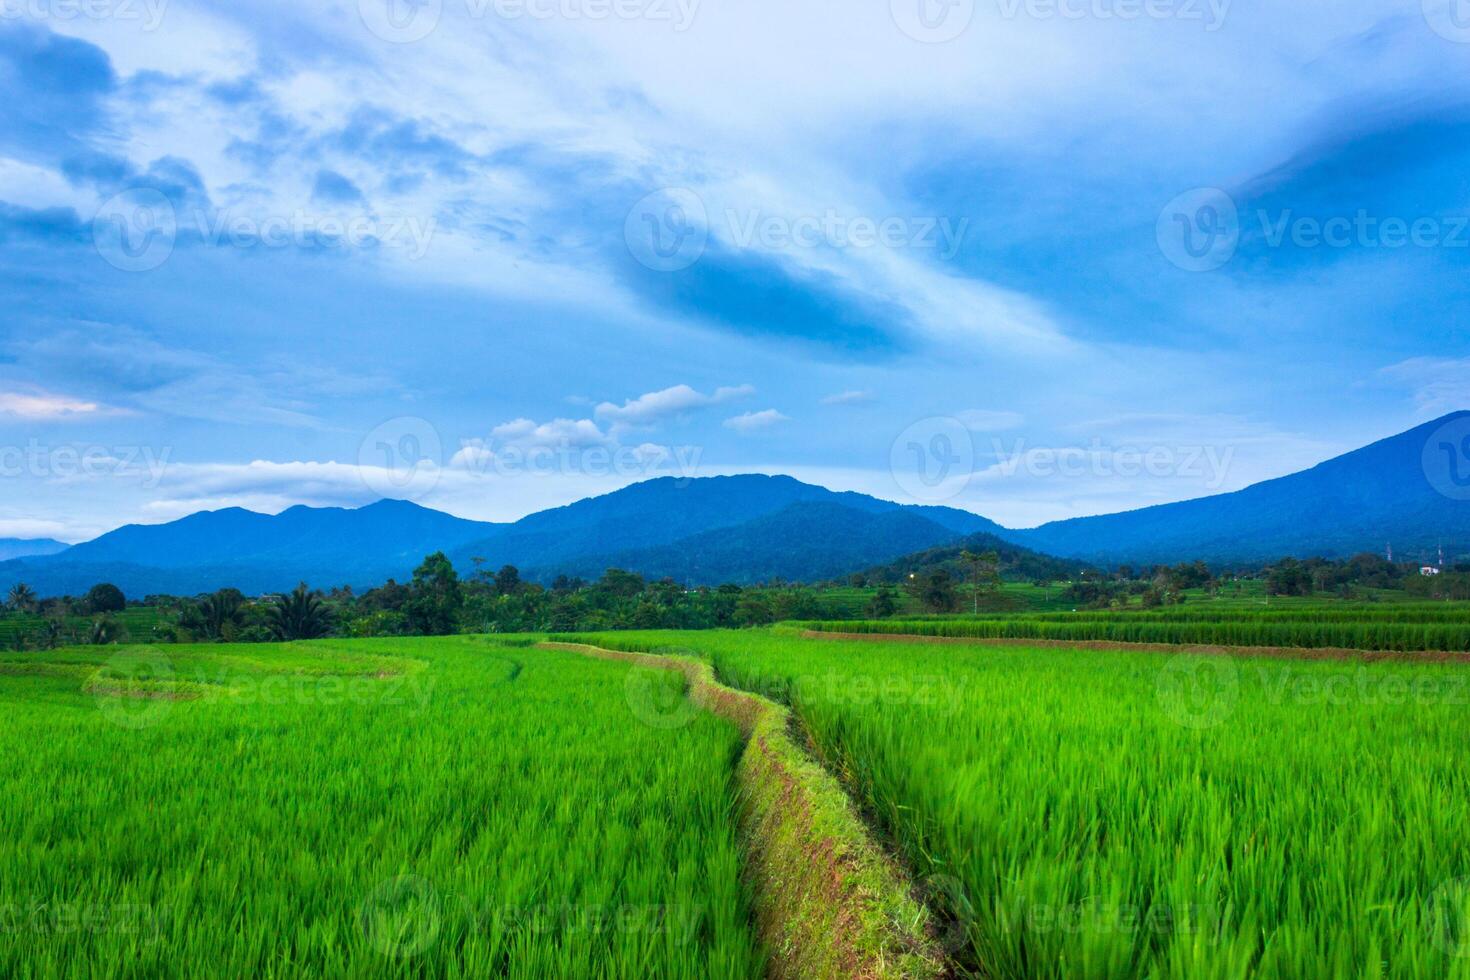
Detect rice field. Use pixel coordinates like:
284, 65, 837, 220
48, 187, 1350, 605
571, 628, 1470, 979
0, 636, 760, 978
802, 605, 1470, 652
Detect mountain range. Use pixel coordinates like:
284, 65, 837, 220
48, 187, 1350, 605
996, 412, 1470, 567
0, 538, 69, 562
0, 475, 1012, 597
1, 413, 1464, 597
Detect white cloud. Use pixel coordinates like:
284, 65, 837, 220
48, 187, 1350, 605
724, 409, 789, 433
822, 390, 874, 406
489, 417, 613, 449
0, 518, 77, 541
1379, 358, 1470, 418
0, 391, 104, 420
594, 384, 753, 427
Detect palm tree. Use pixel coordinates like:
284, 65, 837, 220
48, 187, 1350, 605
40, 618, 64, 650
270, 583, 332, 641
7, 583, 37, 614
185, 590, 248, 643
196, 590, 245, 641
88, 616, 120, 645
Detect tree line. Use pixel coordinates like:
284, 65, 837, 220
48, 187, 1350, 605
1, 552, 836, 647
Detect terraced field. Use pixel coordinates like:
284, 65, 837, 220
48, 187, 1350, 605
0, 637, 760, 977
803, 602, 1470, 652
572, 628, 1470, 979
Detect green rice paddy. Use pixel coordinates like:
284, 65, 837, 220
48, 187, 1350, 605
0, 637, 760, 978
572, 628, 1470, 979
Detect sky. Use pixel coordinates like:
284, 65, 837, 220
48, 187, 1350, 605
2, 0, 1469, 541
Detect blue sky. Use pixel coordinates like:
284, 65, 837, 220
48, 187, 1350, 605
2, 0, 1469, 541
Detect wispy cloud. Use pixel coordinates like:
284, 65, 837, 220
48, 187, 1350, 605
594, 384, 753, 428
822, 390, 874, 406
0, 390, 105, 419
724, 409, 788, 433
1379, 357, 1470, 418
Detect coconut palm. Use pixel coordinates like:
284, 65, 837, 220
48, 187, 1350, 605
7, 583, 37, 614
88, 616, 120, 645
270, 583, 332, 641
40, 618, 64, 650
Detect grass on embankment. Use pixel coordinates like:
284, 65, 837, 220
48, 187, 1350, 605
544, 639, 945, 980
575, 628, 1470, 979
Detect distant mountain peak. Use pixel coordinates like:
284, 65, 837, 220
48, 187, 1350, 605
1002, 412, 1470, 566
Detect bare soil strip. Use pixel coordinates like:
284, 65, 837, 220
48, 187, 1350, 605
538, 642, 944, 980
801, 629, 1470, 664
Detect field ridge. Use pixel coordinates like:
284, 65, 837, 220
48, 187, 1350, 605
540, 641, 945, 979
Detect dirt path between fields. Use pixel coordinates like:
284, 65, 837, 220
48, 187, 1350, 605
801, 630, 1470, 663
538, 641, 946, 980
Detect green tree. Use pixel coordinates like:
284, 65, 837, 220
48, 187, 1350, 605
6, 583, 37, 614
598, 568, 646, 599
270, 583, 333, 641
734, 593, 774, 627
406, 552, 463, 635
85, 582, 126, 614
960, 549, 1002, 614
40, 617, 65, 649
865, 586, 898, 618
187, 589, 246, 641
88, 616, 122, 645
493, 564, 522, 596
918, 570, 959, 613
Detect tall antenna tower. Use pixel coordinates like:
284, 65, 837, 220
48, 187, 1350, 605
1386, 541, 1393, 563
